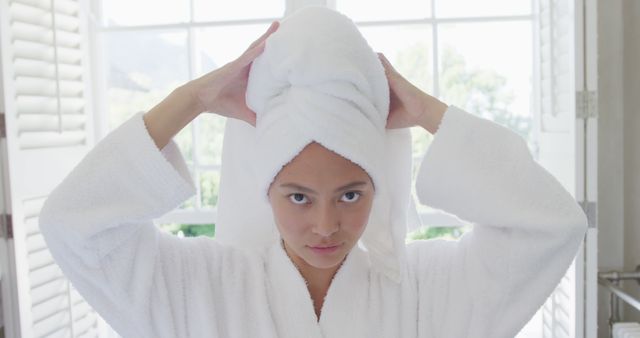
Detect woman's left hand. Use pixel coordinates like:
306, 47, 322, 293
377, 52, 448, 134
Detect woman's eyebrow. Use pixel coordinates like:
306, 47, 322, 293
279, 181, 368, 194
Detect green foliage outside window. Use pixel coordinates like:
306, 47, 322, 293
406, 224, 473, 242
163, 223, 216, 237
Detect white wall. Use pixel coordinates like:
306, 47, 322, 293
597, 0, 640, 336
622, 0, 640, 327
597, 0, 625, 335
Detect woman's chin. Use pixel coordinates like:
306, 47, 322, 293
304, 247, 347, 269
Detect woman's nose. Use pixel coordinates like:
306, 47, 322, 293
312, 204, 340, 237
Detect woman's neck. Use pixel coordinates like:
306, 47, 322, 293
282, 239, 346, 319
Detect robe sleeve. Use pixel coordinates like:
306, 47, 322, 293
38, 111, 222, 338
408, 105, 588, 338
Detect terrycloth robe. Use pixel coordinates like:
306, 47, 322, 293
38, 104, 588, 338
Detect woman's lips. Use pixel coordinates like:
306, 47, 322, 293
309, 243, 342, 254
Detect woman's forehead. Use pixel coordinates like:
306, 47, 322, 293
278, 142, 368, 179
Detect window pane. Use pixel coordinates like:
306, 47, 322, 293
179, 168, 197, 210
194, 23, 272, 78
200, 170, 221, 208
175, 124, 193, 167
197, 114, 226, 166
193, 0, 284, 22
358, 24, 434, 94
357, 24, 438, 218
105, 30, 189, 129
438, 21, 533, 143
102, 0, 189, 26
336, 0, 431, 21
409, 126, 434, 214
436, 0, 531, 18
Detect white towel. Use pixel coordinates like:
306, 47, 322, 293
215, 6, 421, 283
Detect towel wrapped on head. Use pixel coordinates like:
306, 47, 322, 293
215, 6, 422, 283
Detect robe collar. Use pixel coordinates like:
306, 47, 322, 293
265, 238, 371, 338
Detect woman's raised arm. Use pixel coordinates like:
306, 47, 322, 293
38, 22, 280, 337
378, 53, 587, 337
408, 106, 587, 337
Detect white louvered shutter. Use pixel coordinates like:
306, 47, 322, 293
0, 0, 105, 337
534, 0, 598, 336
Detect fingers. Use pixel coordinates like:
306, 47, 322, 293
238, 105, 257, 127
377, 52, 394, 73
233, 21, 279, 67
247, 21, 279, 51
233, 39, 267, 68
378, 52, 403, 87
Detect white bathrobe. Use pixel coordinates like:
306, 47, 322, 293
38, 105, 588, 338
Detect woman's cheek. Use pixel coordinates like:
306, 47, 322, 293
349, 202, 373, 234
281, 211, 309, 237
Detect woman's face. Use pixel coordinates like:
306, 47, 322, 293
267, 141, 375, 271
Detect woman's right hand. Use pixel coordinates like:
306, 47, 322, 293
377, 52, 447, 134
186, 20, 280, 127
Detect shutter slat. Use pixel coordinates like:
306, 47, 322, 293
31, 291, 69, 322
9, 1, 50, 24
10, 21, 81, 49
74, 312, 99, 337
26, 217, 41, 237
71, 288, 100, 337
16, 95, 85, 115
28, 249, 64, 289
54, 12, 80, 33
18, 113, 86, 131
35, 322, 72, 338
26, 231, 48, 255
15, 76, 57, 96
54, 0, 80, 16
32, 305, 72, 338
55, 45, 83, 65
21, 131, 87, 149
10, 0, 80, 33
28, 253, 57, 275
15, 76, 84, 97
14, 59, 82, 83
58, 79, 84, 96
10, 0, 52, 12
30, 275, 66, 308
31, 271, 65, 291
27, 240, 54, 268
11, 0, 79, 16
12, 36, 82, 65
12, 40, 56, 63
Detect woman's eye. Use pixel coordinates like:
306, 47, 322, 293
288, 193, 308, 205
341, 191, 361, 203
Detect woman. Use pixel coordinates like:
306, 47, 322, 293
39, 9, 588, 338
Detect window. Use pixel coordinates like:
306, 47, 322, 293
98, 0, 536, 246
335, 0, 535, 243
97, 1, 540, 336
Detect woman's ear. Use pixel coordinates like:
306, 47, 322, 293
267, 182, 275, 203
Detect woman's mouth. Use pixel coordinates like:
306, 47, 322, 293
309, 243, 342, 254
